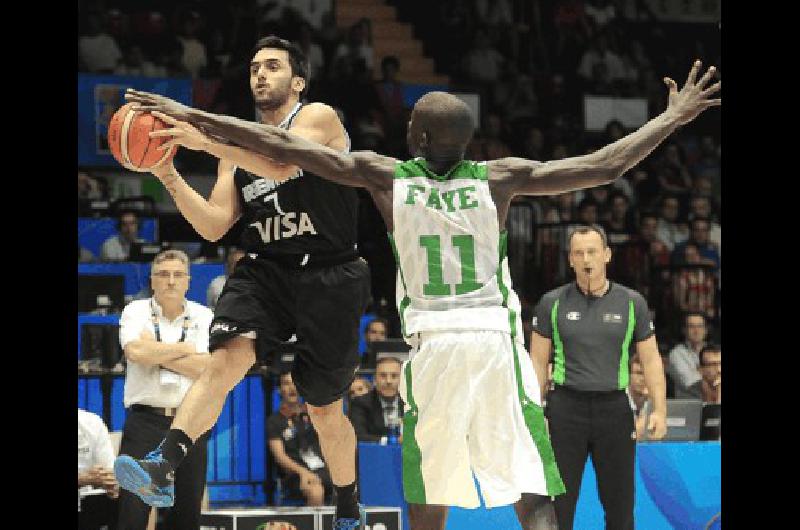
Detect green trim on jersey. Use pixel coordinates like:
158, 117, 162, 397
551, 300, 565, 385
394, 158, 488, 181
402, 360, 426, 504
388, 233, 412, 337
619, 300, 636, 389
497, 232, 565, 496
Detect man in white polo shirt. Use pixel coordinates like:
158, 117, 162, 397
116, 249, 213, 530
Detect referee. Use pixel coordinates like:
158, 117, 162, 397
530, 225, 667, 530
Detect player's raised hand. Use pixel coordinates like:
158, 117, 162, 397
125, 88, 193, 122
663, 60, 721, 126
149, 111, 210, 152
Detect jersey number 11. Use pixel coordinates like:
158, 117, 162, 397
419, 234, 482, 296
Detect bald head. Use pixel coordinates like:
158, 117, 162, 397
407, 92, 475, 160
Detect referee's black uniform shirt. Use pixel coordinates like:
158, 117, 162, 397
533, 281, 654, 530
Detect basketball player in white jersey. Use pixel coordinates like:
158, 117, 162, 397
135, 61, 719, 529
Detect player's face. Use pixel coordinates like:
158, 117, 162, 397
375, 361, 402, 399
249, 48, 301, 110
150, 259, 190, 305
569, 231, 611, 285
279, 373, 299, 402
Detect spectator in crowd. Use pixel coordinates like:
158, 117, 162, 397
349, 357, 405, 443
699, 344, 721, 404
297, 22, 325, 81
79, 171, 105, 200
362, 316, 389, 366
116, 249, 214, 529
79, 12, 122, 73
667, 312, 708, 399
634, 212, 670, 266
630, 167, 660, 210
114, 44, 165, 77
604, 191, 634, 244
461, 27, 505, 84
690, 134, 721, 181
503, 74, 540, 123
365, 317, 389, 344
175, 11, 208, 78
267, 371, 333, 506
334, 18, 374, 74
374, 55, 407, 156
349, 377, 372, 400
657, 143, 694, 197
79, 408, 119, 530
577, 198, 599, 225
439, 0, 475, 65
672, 242, 717, 320
584, 0, 617, 31
553, 0, 591, 68
672, 217, 720, 269
206, 247, 246, 309
692, 173, 715, 198
101, 210, 145, 262
474, 0, 514, 56
474, 0, 513, 29
656, 195, 689, 251
521, 127, 547, 161
688, 195, 721, 256
577, 33, 625, 88
467, 112, 513, 160
627, 355, 650, 440
79, 244, 96, 263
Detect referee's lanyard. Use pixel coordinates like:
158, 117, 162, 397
151, 298, 189, 343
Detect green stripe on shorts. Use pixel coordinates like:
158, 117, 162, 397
511, 340, 566, 496
402, 360, 426, 504
497, 233, 564, 496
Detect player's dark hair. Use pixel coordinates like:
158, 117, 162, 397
251, 35, 309, 95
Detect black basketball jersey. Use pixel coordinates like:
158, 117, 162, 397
234, 103, 359, 257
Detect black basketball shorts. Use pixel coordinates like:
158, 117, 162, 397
209, 254, 371, 406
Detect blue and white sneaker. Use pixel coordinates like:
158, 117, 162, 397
333, 503, 367, 530
114, 447, 175, 508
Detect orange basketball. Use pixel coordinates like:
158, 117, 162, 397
108, 102, 177, 172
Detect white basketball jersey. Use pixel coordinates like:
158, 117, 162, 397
390, 158, 524, 338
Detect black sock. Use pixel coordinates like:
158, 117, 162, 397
335, 482, 359, 519
160, 429, 193, 469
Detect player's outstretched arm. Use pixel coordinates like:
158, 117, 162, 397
495, 60, 720, 196
125, 89, 298, 181
176, 104, 396, 191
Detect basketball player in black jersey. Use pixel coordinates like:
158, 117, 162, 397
116, 36, 369, 529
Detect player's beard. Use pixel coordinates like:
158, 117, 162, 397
254, 77, 293, 111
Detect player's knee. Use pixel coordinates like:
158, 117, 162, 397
206, 341, 255, 389
306, 401, 345, 432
